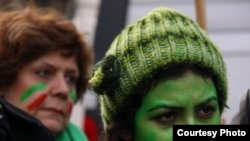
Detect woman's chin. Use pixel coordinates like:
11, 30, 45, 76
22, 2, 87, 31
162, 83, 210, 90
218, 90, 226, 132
41, 119, 65, 134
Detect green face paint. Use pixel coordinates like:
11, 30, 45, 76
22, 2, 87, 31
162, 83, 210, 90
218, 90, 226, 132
134, 71, 220, 141
70, 90, 77, 103
20, 82, 46, 102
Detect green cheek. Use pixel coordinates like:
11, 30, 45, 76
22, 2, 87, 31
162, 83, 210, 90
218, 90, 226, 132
209, 112, 221, 124
136, 131, 157, 141
135, 112, 172, 141
69, 90, 77, 103
20, 82, 46, 102
134, 124, 173, 141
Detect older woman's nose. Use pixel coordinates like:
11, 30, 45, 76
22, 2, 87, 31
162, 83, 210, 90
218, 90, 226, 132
49, 75, 70, 100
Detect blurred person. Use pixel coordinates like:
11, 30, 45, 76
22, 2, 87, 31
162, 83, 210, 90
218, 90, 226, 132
231, 89, 250, 124
0, 6, 93, 141
90, 7, 228, 141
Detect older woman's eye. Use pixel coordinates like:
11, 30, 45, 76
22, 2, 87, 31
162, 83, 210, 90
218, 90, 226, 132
66, 75, 78, 86
36, 69, 52, 77
153, 112, 178, 125
196, 106, 216, 119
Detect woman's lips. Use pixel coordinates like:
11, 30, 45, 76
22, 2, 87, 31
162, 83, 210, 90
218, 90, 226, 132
41, 107, 65, 116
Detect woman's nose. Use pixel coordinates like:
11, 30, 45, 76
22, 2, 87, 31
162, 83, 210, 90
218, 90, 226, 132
49, 75, 70, 100
184, 115, 197, 125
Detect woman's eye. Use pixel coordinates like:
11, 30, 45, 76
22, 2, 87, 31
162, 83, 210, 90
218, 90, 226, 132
196, 106, 215, 118
66, 75, 78, 86
36, 69, 51, 77
153, 112, 178, 125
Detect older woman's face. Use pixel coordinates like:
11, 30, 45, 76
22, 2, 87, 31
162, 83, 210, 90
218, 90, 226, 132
4, 51, 79, 135
134, 71, 220, 141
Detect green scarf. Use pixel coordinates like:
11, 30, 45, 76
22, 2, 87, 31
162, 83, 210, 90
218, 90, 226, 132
56, 122, 88, 141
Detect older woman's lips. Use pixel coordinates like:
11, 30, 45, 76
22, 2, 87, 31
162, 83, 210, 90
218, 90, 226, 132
41, 107, 65, 116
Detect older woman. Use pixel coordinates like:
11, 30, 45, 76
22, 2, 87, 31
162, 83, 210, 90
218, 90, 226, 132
0, 6, 93, 141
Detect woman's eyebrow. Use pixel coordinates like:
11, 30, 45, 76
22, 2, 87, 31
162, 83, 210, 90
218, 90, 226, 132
67, 69, 79, 76
147, 97, 218, 112
38, 61, 79, 75
194, 97, 218, 108
147, 105, 183, 112
35, 61, 55, 69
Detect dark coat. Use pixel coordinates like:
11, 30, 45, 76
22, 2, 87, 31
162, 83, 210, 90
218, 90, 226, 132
0, 97, 55, 141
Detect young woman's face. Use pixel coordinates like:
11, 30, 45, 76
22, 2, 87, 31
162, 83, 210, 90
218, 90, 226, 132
4, 51, 79, 135
134, 71, 220, 141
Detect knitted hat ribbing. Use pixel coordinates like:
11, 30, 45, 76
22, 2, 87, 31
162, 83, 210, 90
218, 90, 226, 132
90, 7, 227, 129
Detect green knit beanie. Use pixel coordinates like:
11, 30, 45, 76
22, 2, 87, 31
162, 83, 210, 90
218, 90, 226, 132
90, 7, 227, 129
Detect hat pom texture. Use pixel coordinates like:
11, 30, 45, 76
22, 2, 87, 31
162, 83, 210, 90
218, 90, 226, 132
89, 7, 227, 128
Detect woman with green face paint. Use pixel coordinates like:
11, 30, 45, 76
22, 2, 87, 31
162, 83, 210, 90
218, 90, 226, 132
89, 7, 228, 141
134, 68, 221, 141
0, 6, 93, 141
